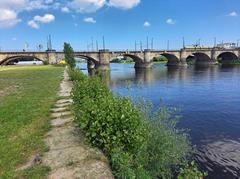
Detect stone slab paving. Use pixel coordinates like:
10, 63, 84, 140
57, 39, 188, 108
42, 68, 113, 179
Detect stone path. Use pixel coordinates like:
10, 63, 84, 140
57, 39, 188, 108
42, 68, 113, 179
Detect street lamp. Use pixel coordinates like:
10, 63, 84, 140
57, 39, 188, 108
214, 37, 217, 47
237, 39, 240, 47
182, 37, 185, 49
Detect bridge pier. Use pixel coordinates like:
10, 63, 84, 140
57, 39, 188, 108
96, 50, 110, 70
134, 50, 153, 68
134, 62, 153, 68
87, 61, 95, 69
46, 50, 58, 64
179, 49, 189, 67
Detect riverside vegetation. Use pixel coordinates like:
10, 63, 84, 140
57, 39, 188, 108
69, 68, 207, 179
111, 56, 167, 64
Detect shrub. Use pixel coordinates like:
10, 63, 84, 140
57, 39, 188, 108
143, 106, 191, 178
71, 73, 145, 154
178, 161, 208, 179
43, 61, 49, 65
68, 68, 86, 81
70, 69, 206, 179
153, 56, 168, 62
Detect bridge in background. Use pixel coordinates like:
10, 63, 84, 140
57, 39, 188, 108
0, 48, 240, 69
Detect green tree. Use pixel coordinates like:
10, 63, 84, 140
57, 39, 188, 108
64, 42, 76, 69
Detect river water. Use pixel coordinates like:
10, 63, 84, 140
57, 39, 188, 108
77, 63, 240, 179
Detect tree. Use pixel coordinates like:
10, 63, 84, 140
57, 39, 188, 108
64, 42, 76, 69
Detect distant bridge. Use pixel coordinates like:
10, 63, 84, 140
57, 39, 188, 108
0, 48, 239, 69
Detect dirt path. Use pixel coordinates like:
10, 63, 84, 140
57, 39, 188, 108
43, 68, 113, 179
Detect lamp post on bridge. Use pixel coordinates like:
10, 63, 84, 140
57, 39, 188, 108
197, 38, 201, 46
102, 36, 105, 50
214, 37, 217, 48
96, 40, 99, 51
182, 37, 185, 49
237, 39, 240, 48
151, 38, 154, 50
135, 41, 144, 51
91, 37, 94, 51
146, 36, 149, 50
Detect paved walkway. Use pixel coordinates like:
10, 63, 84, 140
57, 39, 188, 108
42, 68, 113, 179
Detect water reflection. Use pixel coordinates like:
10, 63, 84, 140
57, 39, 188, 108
77, 63, 240, 179
135, 68, 154, 83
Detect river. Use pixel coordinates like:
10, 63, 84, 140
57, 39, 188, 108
77, 63, 240, 179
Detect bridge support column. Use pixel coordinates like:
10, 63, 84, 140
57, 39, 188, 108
134, 50, 153, 68
47, 50, 58, 64
179, 49, 188, 66
87, 60, 95, 69
210, 49, 219, 65
97, 50, 110, 70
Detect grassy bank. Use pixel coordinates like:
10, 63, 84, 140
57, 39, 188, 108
69, 69, 206, 179
153, 61, 167, 64
0, 66, 64, 178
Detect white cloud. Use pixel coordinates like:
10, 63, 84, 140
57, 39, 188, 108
25, 0, 49, 11
0, 0, 26, 9
166, 18, 176, 25
228, 11, 238, 17
28, 14, 55, 29
28, 20, 39, 29
108, 0, 140, 9
143, 21, 150, 27
34, 14, 55, 23
61, 7, 70, 13
0, 0, 51, 28
0, 9, 21, 28
69, 0, 105, 13
12, 37, 17, 41
84, 17, 96, 23
0, 0, 141, 28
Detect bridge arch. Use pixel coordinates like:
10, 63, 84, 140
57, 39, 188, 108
110, 54, 143, 63
0, 56, 44, 65
192, 52, 213, 65
123, 54, 143, 63
186, 55, 196, 64
217, 52, 238, 64
160, 53, 180, 66
74, 55, 99, 69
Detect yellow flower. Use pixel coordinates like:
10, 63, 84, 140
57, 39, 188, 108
59, 59, 66, 64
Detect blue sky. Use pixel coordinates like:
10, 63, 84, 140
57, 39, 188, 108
0, 0, 240, 51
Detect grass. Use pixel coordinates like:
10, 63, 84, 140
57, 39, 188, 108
153, 61, 167, 64
0, 65, 64, 178
219, 60, 240, 65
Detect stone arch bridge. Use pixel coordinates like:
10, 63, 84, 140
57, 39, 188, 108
0, 48, 239, 69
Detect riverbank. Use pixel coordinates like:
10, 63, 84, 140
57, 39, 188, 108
0, 66, 64, 178
70, 68, 206, 178
110, 61, 167, 65
42, 68, 113, 178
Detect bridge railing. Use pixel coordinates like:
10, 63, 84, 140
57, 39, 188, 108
1, 47, 240, 53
